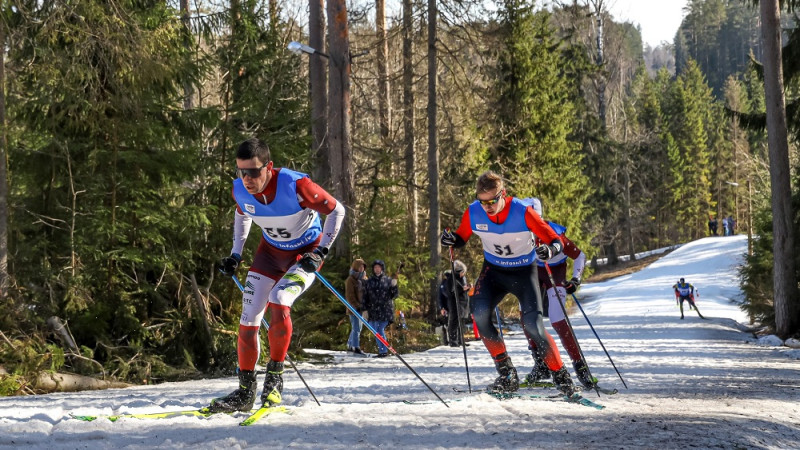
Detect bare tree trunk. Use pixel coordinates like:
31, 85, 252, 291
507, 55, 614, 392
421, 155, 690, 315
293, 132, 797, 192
47, 316, 79, 354
309, 0, 328, 188
65, 147, 79, 277
427, 0, 440, 316
0, 21, 8, 300
190, 274, 215, 364
402, 0, 417, 245
268, 0, 278, 26
623, 165, 635, 260
180, 0, 193, 110
328, 0, 354, 257
34, 372, 131, 393
760, 0, 799, 338
376, 0, 391, 143
230, 0, 243, 105
589, 0, 607, 130
747, 178, 753, 256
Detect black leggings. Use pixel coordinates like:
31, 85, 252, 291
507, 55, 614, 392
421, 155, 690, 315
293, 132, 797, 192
470, 261, 558, 367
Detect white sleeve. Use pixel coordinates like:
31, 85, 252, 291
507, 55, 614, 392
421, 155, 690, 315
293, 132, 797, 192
572, 251, 586, 280
318, 201, 346, 250
231, 211, 253, 256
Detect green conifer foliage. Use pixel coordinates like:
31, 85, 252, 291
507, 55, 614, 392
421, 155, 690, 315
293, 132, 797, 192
7, 0, 214, 378
490, 3, 591, 245
664, 60, 715, 240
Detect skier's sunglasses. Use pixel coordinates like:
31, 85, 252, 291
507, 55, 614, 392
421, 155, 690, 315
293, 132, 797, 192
236, 161, 269, 179
477, 190, 505, 206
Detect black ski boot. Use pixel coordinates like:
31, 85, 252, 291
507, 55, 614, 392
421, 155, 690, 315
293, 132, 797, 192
552, 366, 580, 397
573, 360, 597, 389
486, 356, 519, 394
261, 360, 284, 406
524, 354, 551, 385
208, 369, 257, 412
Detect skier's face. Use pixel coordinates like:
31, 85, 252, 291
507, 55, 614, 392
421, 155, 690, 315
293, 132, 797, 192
236, 157, 273, 194
477, 188, 505, 216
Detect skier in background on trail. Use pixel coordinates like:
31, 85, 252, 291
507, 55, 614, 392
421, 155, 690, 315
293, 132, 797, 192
673, 277, 705, 319
522, 198, 595, 389
440, 170, 579, 396
209, 138, 345, 413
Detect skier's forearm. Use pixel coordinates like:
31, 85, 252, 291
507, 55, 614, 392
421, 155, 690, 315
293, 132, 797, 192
318, 201, 345, 249
231, 211, 252, 256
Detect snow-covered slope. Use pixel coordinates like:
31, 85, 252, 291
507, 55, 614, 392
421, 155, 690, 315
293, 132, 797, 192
2, 234, 798, 449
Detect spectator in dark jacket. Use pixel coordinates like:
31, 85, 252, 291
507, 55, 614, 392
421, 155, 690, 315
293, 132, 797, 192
439, 260, 470, 347
344, 258, 367, 354
363, 260, 399, 357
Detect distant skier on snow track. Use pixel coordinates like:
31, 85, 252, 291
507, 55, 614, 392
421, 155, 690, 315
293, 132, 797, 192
673, 278, 705, 319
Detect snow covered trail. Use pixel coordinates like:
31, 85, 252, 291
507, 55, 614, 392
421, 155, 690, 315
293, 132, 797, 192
1, 235, 798, 449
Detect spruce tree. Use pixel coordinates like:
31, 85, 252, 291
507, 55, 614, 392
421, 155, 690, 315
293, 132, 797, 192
490, 3, 591, 243
7, 0, 215, 378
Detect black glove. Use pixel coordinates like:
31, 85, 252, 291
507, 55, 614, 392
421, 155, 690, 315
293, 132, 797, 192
535, 241, 562, 261
441, 229, 456, 247
299, 247, 327, 272
563, 277, 581, 295
218, 253, 242, 277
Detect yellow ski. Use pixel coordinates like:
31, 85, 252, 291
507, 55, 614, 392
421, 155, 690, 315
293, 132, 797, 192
70, 406, 263, 422
238, 405, 288, 426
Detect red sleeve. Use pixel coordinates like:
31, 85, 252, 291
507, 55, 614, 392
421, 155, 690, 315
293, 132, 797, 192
524, 207, 561, 246
296, 177, 338, 215
453, 208, 473, 242
560, 234, 582, 259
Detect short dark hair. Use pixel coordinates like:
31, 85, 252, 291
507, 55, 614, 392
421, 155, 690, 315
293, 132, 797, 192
236, 138, 271, 163
476, 171, 504, 195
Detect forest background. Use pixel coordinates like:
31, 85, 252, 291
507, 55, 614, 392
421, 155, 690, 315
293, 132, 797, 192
0, 0, 799, 393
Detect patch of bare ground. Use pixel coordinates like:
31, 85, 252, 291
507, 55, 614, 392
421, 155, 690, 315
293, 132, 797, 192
586, 249, 674, 283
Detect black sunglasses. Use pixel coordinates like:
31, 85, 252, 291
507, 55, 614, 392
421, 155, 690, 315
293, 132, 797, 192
236, 161, 269, 179
477, 190, 505, 206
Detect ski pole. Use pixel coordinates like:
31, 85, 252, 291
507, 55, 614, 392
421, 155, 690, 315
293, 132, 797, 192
448, 243, 472, 393
231, 276, 321, 406
570, 293, 628, 389
314, 271, 449, 407
495, 307, 504, 339
543, 262, 600, 396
